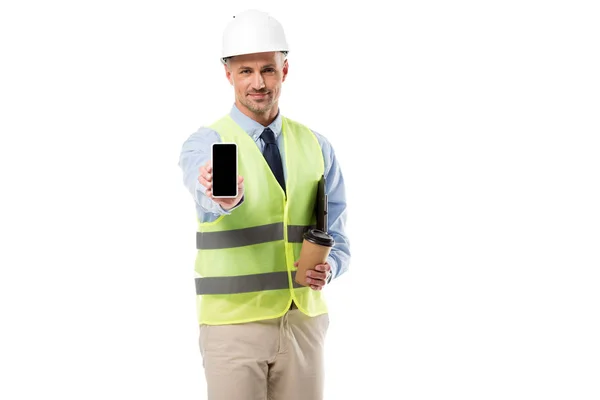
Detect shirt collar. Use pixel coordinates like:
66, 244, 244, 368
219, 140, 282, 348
229, 103, 282, 141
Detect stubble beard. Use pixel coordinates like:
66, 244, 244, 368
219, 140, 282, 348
241, 94, 274, 115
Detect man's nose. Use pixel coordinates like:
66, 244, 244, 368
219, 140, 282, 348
251, 72, 265, 90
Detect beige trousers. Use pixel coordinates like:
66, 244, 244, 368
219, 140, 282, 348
198, 305, 330, 400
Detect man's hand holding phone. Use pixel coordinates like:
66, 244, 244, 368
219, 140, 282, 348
198, 160, 244, 210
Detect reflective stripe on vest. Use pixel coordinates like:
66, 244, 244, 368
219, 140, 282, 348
196, 223, 315, 249
195, 271, 304, 295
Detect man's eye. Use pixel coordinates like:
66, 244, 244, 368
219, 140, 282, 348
241, 70, 250, 74
263, 68, 275, 73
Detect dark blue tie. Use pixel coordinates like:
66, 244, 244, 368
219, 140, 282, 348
260, 127, 286, 193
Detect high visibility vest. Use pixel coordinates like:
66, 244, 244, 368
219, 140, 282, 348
194, 114, 328, 325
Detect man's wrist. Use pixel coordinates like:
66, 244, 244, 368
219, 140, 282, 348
219, 195, 245, 213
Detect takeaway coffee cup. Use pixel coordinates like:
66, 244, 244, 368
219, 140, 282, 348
295, 228, 335, 286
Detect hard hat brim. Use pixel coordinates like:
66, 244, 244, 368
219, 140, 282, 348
221, 50, 288, 64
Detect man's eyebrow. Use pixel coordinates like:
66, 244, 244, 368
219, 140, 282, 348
237, 64, 276, 70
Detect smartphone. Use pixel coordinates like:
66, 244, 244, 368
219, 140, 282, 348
211, 142, 238, 198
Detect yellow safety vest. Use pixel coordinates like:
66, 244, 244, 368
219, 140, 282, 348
194, 114, 328, 325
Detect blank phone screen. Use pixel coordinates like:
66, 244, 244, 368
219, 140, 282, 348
212, 143, 237, 197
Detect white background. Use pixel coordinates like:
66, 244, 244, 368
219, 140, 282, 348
1, 0, 599, 399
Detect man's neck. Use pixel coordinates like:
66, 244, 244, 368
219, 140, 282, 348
235, 100, 279, 127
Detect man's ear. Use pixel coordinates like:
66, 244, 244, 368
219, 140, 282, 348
224, 64, 233, 86
282, 59, 289, 83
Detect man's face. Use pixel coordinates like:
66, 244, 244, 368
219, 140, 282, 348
225, 51, 288, 116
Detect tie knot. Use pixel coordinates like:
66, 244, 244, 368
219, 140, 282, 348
260, 128, 277, 145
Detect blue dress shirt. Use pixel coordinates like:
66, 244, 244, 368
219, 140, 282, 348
178, 104, 350, 281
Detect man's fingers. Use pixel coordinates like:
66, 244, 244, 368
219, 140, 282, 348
198, 166, 212, 184
315, 263, 331, 273
306, 275, 326, 286
199, 175, 212, 189
306, 270, 327, 281
200, 160, 212, 173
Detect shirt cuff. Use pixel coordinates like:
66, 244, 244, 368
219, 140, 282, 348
326, 255, 337, 284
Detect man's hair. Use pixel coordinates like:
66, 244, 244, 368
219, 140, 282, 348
222, 51, 288, 67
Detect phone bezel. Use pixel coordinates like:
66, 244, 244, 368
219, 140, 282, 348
210, 142, 238, 198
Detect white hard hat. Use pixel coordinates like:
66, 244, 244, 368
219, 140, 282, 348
221, 9, 289, 63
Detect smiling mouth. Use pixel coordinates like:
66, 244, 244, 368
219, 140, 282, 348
248, 93, 268, 97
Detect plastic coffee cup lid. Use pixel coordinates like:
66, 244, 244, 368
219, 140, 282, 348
303, 228, 335, 247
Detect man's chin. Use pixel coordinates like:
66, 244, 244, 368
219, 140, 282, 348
244, 101, 272, 114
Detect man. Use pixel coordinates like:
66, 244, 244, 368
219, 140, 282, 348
178, 9, 350, 400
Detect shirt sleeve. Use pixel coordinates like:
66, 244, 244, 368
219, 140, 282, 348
312, 130, 351, 282
178, 127, 244, 220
